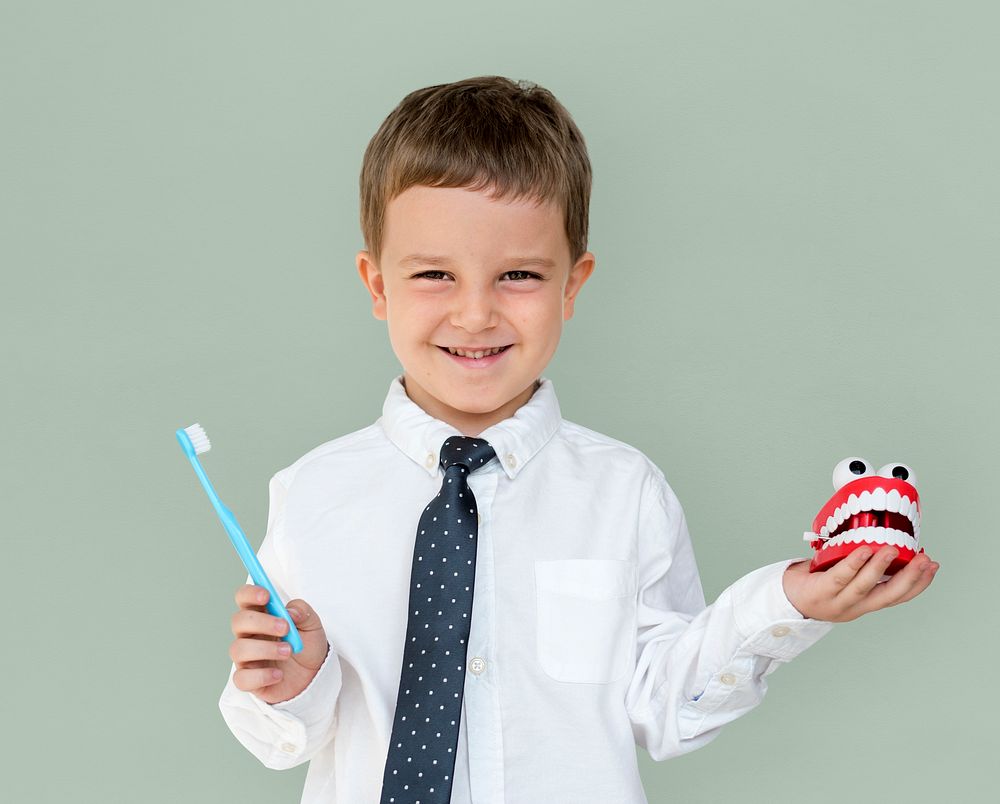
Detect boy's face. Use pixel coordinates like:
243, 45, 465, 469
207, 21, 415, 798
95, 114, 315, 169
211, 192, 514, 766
357, 184, 595, 436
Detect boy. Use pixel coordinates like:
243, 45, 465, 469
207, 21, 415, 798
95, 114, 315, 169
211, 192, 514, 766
219, 76, 938, 803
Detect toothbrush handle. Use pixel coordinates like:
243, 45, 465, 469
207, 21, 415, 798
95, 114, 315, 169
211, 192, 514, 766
219, 509, 304, 655
178, 434, 303, 654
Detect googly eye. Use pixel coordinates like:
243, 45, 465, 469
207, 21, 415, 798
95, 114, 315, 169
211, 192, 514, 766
877, 462, 917, 487
832, 457, 874, 490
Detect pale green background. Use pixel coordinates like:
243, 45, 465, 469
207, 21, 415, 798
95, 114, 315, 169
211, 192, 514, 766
3, 1, 996, 802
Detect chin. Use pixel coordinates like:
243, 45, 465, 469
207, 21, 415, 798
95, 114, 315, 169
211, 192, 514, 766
443, 393, 503, 414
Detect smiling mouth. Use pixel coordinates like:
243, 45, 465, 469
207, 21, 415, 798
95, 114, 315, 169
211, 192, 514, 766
438, 345, 513, 359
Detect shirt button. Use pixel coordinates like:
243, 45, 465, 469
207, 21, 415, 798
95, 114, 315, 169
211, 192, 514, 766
505, 453, 517, 469
424, 452, 435, 469
469, 656, 487, 675
280, 743, 298, 753
719, 673, 737, 686
771, 625, 791, 637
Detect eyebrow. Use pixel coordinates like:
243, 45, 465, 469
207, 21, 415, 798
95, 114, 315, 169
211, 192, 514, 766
399, 253, 556, 268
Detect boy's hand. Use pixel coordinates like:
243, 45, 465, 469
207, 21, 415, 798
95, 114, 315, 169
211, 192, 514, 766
229, 584, 330, 704
782, 545, 939, 622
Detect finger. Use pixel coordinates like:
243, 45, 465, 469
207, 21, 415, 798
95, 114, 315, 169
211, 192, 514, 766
882, 556, 939, 607
232, 666, 283, 693
230, 636, 294, 666
235, 584, 270, 611
838, 545, 900, 601
845, 553, 936, 615
826, 545, 877, 590
230, 608, 291, 639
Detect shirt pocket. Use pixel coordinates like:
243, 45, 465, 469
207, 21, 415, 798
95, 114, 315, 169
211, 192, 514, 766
534, 558, 636, 684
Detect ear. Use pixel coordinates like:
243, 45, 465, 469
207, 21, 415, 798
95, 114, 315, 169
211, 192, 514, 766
356, 250, 387, 321
562, 251, 596, 321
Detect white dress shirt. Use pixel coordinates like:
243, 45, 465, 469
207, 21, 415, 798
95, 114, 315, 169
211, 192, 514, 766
218, 374, 834, 803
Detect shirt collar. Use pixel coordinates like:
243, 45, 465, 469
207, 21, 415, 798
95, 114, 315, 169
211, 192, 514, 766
378, 373, 562, 480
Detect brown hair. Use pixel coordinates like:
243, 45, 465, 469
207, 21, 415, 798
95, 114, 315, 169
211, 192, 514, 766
359, 75, 592, 266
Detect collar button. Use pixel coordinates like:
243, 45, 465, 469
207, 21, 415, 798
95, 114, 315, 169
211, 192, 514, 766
425, 452, 436, 469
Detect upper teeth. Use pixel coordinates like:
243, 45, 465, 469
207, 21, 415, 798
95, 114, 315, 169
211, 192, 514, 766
815, 486, 921, 541
448, 346, 505, 358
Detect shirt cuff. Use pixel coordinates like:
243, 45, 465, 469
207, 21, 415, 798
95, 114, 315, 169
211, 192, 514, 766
731, 558, 834, 660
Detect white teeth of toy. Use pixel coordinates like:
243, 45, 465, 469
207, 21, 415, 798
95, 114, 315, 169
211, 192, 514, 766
907, 500, 918, 523
820, 526, 828, 538
848, 494, 861, 515
826, 515, 836, 534
871, 488, 887, 510
836, 505, 847, 525
886, 489, 901, 513
900, 495, 911, 516
839, 527, 918, 550
859, 490, 872, 510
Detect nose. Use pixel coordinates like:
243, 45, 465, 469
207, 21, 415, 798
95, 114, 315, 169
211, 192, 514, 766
450, 280, 499, 331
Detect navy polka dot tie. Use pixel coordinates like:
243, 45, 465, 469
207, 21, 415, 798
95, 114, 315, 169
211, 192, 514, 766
379, 436, 497, 804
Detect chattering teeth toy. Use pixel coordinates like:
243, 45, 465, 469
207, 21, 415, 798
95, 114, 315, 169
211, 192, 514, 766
804, 457, 923, 575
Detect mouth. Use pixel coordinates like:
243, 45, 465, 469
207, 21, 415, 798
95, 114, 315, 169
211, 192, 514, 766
808, 477, 920, 554
438, 344, 513, 367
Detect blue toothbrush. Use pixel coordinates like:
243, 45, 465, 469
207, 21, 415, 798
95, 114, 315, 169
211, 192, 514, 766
176, 423, 303, 654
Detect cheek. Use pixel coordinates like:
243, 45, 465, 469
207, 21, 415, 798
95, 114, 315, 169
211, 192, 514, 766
385, 314, 419, 350
512, 290, 560, 320
387, 303, 432, 335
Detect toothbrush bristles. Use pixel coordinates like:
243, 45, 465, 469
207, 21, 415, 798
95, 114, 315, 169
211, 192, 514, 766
184, 423, 211, 454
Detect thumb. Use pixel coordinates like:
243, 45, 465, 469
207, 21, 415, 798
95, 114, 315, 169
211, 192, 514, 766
286, 599, 321, 631
284, 599, 328, 668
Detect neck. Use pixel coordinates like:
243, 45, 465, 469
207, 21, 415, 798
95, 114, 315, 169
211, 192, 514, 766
402, 377, 540, 436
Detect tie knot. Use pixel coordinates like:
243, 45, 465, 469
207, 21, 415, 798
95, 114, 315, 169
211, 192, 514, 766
439, 436, 497, 474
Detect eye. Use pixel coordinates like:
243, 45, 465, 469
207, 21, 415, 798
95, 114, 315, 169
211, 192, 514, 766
831, 456, 874, 490
412, 270, 541, 281
877, 462, 917, 487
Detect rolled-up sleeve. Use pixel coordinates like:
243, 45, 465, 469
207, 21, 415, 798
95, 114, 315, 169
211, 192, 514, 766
217, 471, 344, 769
626, 469, 834, 761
